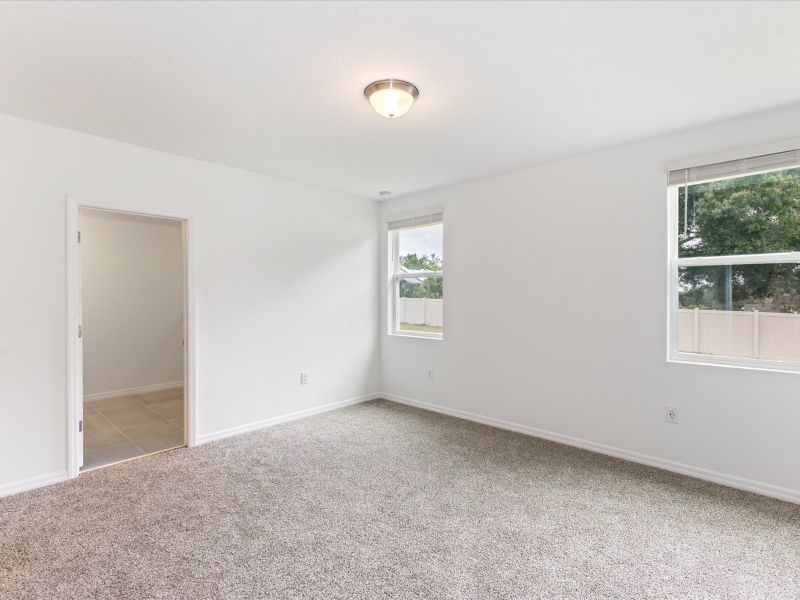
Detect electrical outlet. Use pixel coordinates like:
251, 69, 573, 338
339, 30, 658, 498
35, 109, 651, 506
427, 369, 434, 380
665, 405, 679, 424
300, 371, 309, 385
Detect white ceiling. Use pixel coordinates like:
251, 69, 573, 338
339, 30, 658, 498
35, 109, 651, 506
1, 1, 799, 199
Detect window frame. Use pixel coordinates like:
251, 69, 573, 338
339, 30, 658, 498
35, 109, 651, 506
387, 213, 444, 340
666, 169, 800, 373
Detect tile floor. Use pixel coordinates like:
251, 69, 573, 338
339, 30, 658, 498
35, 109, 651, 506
82, 388, 184, 470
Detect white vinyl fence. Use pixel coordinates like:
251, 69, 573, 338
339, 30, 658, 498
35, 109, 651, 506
679, 308, 800, 361
398, 298, 443, 327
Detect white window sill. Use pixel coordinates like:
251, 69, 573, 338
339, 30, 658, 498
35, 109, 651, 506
388, 331, 443, 341
668, 352, 800, 374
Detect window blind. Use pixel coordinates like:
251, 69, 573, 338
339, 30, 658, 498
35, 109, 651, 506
668, 149, 800, 186
387, 212, 443, 231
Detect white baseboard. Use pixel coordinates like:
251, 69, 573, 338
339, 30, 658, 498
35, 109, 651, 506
2, 394, 378, 498
10, 394, 794, 505
381, 393, 800, 505
0, 470, 69, 498
84, 381, 184, 402
197, 393, 380, 445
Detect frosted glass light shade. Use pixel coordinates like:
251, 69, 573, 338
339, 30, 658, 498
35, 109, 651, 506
364, 79, 419, 119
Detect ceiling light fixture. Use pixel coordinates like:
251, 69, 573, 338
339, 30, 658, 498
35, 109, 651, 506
364, 79, 419, 119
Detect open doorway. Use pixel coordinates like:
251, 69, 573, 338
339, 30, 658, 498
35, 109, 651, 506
76, 208, 187, 471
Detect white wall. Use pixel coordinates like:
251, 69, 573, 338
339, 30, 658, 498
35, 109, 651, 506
380, 103, 800, 501
80, 210, 184, 397
0, 113, 379, 493
4, 101, 800, 501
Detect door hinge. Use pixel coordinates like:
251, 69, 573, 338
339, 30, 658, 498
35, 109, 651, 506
78, 325, 83, 338
78, 419, 83, 433
77, 230, 81, 243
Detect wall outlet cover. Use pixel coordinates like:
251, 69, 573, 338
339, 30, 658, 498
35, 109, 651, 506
665, 405, 679, 423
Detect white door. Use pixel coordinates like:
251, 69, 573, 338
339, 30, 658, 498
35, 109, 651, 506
76, 227, 84, 469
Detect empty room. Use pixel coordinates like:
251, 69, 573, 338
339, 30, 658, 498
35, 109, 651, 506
1, 1, 798, 599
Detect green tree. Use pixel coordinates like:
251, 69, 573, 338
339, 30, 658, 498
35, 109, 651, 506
678, 168, 800, 312
399, 253, 443, 299
400, 253, 442, 271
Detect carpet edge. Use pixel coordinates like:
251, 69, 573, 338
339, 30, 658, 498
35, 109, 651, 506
0, 470, 70, 498
381, 392, 800, 505
196, 392, 381, 445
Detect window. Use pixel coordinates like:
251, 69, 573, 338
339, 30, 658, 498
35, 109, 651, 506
388, 212, 443, 338
668, 149, 800, 371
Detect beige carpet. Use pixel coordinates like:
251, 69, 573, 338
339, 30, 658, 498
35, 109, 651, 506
2, 400, 799, 599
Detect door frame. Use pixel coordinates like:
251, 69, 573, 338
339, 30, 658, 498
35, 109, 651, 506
65, 195, 198, 478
